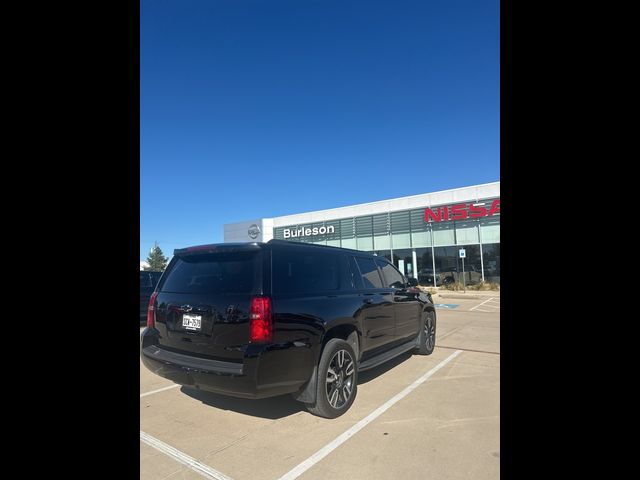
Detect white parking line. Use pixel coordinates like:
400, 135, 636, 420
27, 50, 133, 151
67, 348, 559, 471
478, 303, 500, 310
470, 297, 498, 311
140, 384, 180, 398
277, 349, 462, 480
140, 430, 234, 480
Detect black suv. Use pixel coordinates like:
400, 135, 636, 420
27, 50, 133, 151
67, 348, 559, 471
140, 271, 163, 322
141, 240, 436, 418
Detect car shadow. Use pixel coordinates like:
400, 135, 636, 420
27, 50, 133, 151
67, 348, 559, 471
179, 386, 305, 420
178, 351, 414, 419
357, 350, 413, 384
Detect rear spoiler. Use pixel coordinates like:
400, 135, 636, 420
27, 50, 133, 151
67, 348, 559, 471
173, 243, 262, 257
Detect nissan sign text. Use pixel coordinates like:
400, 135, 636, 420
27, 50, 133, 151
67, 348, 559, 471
424, 199, 500, 223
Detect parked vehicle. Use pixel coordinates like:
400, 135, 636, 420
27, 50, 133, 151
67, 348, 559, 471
418, 268, 443, 286
419, 265, 483, 286
440, 265, 482, 285
140, 271, 163, 322
141, 240, 436, 418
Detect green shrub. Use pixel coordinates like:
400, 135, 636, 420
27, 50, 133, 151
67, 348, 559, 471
443, 281, 465, 291
465, 280, 500, 291
436, 280, 499, 291
468, 281, 488, 291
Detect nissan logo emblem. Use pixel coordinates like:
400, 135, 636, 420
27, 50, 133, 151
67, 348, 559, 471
248, 224, 261, 239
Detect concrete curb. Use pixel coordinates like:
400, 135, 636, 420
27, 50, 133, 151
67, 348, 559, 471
436, 293, 482, 300
433, 292, 500, 300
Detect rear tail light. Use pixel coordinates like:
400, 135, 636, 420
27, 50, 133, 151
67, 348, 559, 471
249, 296, 272, 343
147, 291, 158, 328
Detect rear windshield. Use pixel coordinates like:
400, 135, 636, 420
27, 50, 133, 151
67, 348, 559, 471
160, 252, 260, 294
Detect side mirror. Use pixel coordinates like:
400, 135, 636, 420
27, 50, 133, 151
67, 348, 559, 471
407, 277, 419, 287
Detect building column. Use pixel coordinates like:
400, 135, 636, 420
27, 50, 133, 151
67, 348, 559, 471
411, 249, 418, 278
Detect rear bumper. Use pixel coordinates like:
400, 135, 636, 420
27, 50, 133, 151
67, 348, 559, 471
140, 328, 310, 399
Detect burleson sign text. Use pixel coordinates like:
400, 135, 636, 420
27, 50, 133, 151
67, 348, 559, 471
424, 199, 500, 223
283, 225, 335, 239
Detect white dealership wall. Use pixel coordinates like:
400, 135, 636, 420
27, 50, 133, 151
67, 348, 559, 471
223, 182, 499, 243
224, 218, 274, 243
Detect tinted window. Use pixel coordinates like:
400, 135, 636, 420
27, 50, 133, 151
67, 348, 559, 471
150, 272, 163, 285
348, 256, 364, 289
161, 252, 259, 294
140, 273, 152, 287
273, 249, 340, 294
375, 259, 405, 289
355, 257, 383, 289
337, 254, 355, 290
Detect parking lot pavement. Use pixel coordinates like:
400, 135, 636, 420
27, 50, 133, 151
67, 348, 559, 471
469, 296, 500, 313
435, 296, 500, 314
140, 440, 206, 480
436, 311, 499, 355
140, 305, 499, 480
295, 351, 499, 480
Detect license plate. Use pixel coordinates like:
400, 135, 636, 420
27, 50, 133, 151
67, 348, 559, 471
182, 314, 202, 331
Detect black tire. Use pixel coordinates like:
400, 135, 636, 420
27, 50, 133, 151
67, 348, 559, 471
416, 310, 436, 355
306, 338, 358, 419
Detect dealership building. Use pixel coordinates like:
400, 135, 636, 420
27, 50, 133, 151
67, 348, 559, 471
224, 181, 500, 285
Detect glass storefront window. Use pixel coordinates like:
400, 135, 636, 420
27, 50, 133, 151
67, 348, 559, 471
480, 216, 500, 243
357, 236, 373, 251
392, 248, 414, 277
411, 230, 431, 248
415, 247, 435, 286
392, 233, 411, 249
372, 213, 390, 250
273, 199, 498, 284
391, 211, 411, 249
342, 237, 357, 249
432, 221, 455, 246
410, 209, 431, 248
481, 243, 500, 283
374, 250, 392, 262
340, 218, 356, 249
434, 245, 482, 285
373, 234, 390, 250
455, 219, 480, 245
356, 216, 373, 251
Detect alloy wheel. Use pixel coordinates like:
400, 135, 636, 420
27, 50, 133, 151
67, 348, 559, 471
325, 349, 355, 409
424, 315, 436, 351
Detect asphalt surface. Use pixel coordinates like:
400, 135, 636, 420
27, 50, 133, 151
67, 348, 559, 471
140, 295, 500, 479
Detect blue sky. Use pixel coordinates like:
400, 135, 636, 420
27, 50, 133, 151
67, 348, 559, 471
140, 0, 499, 261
